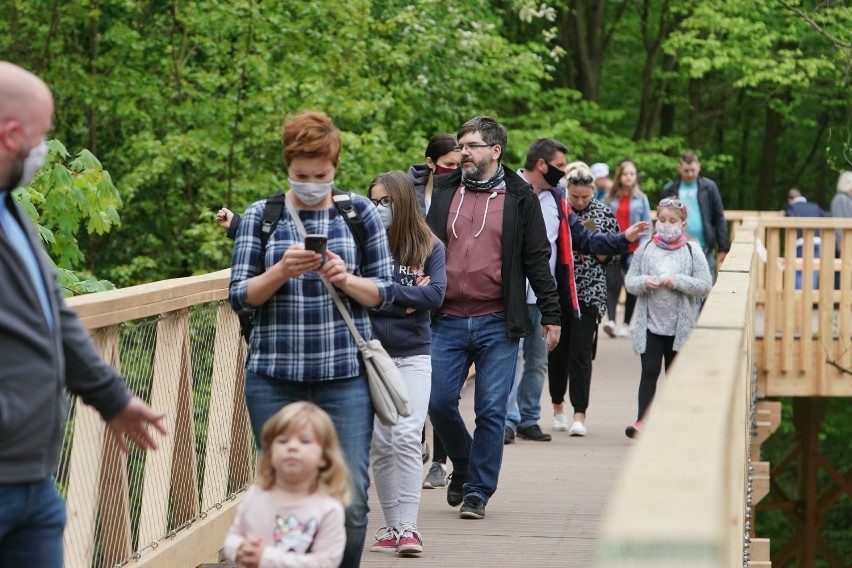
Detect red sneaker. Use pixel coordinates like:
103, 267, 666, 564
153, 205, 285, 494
625, 421, 643, 439
370, 527, 399, 553
396, 524, 423, 555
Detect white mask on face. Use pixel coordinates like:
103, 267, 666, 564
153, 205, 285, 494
656, 223, 683, 243
288, 179, 333, 206
11, 138, 48, 190
375, 203, 393, 229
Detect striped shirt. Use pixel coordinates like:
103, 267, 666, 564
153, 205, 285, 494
229, 193, 394, 382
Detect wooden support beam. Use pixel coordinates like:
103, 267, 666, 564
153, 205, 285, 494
751, 538, 771, 562
752, 461, 771, 504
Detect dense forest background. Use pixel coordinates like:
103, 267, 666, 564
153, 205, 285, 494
3, 0, 849, 286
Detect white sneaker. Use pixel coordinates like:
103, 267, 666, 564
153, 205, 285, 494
617, 323, 631, 337
568, 421, 587, 437
603, 320, 616, 338
552, 412, 569, 431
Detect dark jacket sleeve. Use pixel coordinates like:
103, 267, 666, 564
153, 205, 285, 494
388, 240, 446, 311
569, 212, 630, 255
226, 213, 241, 240
520, 194, 561, 326
705, 179, 729, 252
49, 262, 131, 422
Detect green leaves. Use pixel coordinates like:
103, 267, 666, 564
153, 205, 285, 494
13, 139, 121, 296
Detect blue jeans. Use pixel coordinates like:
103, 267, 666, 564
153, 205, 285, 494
0, 478, 66, 567
428, 313, 520, 503
506, 305, 546, 431
244, 371, 373, 568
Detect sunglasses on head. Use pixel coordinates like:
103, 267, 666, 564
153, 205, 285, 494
659, 198, 686, 212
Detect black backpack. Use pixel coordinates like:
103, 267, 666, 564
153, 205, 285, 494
237, 189, 368, 341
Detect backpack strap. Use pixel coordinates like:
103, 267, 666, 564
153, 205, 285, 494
332, 188, 368, 259
260, 193, 286, 251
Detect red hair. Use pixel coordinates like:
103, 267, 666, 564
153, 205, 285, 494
281, 111, 341, 166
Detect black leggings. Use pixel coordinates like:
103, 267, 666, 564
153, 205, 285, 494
548, 307, 599, 414
637, 331, 677, 422
422, 423, 448, 463
606, 257, 636, 324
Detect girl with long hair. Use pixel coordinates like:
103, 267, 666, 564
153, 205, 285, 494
367, 171, 446, 556
603, 159, 651, 338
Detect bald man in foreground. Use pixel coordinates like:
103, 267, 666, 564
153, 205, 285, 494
0, 61, 167, 566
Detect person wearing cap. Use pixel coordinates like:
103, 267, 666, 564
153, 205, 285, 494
590, 162, 612, 202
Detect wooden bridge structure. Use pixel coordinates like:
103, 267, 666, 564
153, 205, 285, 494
57, 213, 852, 567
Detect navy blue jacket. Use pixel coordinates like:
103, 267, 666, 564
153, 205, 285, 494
369, 239, 446, 357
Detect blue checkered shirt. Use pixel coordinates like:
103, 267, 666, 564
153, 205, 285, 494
229, 193, 394, 382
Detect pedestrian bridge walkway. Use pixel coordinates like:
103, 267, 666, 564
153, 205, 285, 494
58, 214, 851, 567
361, 327, 638, 568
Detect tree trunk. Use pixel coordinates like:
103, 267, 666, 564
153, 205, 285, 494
757, 105, 783, 210
87, 1, 100, 155
687, 78, 702, 149
658, 55, 678, 137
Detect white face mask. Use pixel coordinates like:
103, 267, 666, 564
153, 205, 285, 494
656, 223, 683, 243
375, 203, 393, 229
289, 179, 333, 206
11, 138, 48, 190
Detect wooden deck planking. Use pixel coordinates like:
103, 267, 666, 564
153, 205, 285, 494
362, 324, 642, 568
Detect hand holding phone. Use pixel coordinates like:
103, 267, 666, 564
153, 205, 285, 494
304, 234, 328, 263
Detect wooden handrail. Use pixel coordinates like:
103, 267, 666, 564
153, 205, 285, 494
594, 219, 758, 567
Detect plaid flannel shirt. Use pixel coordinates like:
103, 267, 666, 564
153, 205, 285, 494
229, 193, 394, 382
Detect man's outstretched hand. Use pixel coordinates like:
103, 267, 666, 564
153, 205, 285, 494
107, 396, 168, 453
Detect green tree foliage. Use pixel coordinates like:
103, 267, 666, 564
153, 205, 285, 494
13, 140, 120, 295
3, 0, 848, 283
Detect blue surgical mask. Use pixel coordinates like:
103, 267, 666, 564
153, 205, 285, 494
288, 179, 333, 206
375, 203, 393, 229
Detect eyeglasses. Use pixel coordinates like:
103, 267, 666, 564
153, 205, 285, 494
659, 198, 687, 212
370, 196, 392, 207
453, 143, 495, 152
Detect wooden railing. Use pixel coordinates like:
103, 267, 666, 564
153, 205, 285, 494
754, 218, 852, 396
594, 217, 852, 567
61, 270, 251, 568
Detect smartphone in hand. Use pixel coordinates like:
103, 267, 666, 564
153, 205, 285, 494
304, 234, 328, 262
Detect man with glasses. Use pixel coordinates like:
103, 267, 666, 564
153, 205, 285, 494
426, 118, 637, 520
660, 151, 729, 278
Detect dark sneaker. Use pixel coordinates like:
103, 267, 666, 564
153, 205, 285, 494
517, 424, 552, 441
504, 426, 515, 445
446, 472, 468, 507
421, 440, 430, 464
459, 496, 486, 519
625, 421, 643, 439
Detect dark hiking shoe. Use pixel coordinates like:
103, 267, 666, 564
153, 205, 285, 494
447, 472, 469, 507
504, 426, 516, 445
517, 424, 552, 441
459, 496, 486, 519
